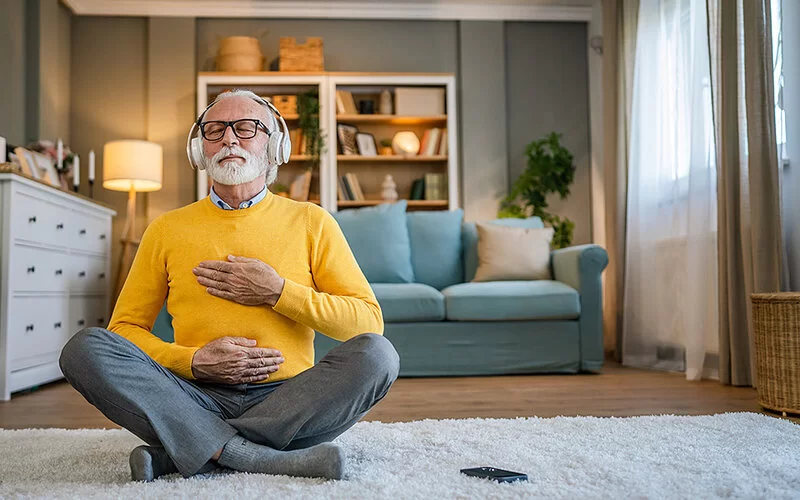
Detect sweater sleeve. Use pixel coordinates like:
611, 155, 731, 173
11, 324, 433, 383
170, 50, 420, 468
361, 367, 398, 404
107, 216, 200, 379
272, 205, 384, 340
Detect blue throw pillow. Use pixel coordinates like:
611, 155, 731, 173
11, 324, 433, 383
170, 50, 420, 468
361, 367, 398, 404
407, 209, 464, 289
333, 200, 414, 283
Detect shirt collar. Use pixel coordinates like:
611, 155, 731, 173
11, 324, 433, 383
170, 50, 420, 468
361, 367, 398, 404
209, 184, 268, 210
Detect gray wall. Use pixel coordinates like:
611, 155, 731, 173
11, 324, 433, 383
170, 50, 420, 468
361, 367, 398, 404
71, 16, 148, 291
459, 21, 509, 222
0, 0, 27, 146
196, 19, 458, 73
505, 22, 592, 244
783, 0, 800, 291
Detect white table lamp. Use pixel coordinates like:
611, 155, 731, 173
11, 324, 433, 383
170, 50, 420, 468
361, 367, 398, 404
103, 140, 163, 297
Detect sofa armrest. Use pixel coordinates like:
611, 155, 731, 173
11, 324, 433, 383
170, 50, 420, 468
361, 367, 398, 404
551, 244, 609, 372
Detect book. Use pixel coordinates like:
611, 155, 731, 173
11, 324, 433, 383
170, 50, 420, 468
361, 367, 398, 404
410, 177, 425, 200
438, 128, 448, 156
346, 172, 365, 200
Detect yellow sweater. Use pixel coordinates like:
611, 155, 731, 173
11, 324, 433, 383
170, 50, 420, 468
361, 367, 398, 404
108, 192, 383, 382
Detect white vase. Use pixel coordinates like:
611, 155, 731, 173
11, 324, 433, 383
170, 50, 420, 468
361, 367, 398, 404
379, 89, 393, 115
381, 174, 398, 201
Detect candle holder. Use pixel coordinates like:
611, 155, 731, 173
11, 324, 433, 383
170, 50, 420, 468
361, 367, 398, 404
89, 179, 94, 198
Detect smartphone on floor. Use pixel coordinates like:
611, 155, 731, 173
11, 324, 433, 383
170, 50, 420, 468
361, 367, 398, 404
460, 466, 528, 483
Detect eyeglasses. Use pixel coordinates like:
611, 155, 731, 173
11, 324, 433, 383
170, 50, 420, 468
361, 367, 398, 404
199, 119, 271, 142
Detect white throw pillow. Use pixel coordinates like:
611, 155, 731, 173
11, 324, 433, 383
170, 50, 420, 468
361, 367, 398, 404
472, 222, 554, 282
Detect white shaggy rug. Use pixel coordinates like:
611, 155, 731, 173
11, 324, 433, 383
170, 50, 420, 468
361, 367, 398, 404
1, 413, 798, 499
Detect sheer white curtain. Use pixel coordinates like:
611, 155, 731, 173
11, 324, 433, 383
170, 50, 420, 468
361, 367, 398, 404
622, 0, 718, 380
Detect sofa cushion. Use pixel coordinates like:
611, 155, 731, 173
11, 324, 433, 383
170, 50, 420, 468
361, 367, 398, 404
442, 280, 580, 321
333, 200, 414, 283
371, 283, 446, 322
407, 209, 464, 289
463, 217, 546, 282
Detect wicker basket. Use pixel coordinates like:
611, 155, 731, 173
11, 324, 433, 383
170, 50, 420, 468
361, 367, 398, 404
279, 37, 324, 72
751, 292, 800, 414
216, 36, 264, 72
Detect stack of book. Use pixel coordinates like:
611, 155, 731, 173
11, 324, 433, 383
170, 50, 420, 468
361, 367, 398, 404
418, 128, 448, 156
335, 90, 359, 115
409, 173, 447, 201
338, 173, 366, 201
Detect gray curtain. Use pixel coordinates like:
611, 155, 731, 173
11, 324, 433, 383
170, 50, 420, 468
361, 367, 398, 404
602, 0, 638, 361
708, 0, 786, 386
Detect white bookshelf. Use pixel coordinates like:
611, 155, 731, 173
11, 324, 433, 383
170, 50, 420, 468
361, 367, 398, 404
195, 72, 459, 212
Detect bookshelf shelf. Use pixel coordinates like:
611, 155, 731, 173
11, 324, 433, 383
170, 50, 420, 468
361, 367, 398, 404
336, 114, 447, 125
338, 199, 448, 208
336, 155, 448, 162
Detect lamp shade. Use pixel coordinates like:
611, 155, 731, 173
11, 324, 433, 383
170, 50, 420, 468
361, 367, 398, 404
102, 140, 163, 192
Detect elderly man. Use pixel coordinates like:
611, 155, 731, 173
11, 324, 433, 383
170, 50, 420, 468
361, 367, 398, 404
59, 89, 399, 482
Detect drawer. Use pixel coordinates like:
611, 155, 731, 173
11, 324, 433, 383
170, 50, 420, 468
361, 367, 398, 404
69, 211, 110, 255
68, 255, 108, 293
8, 245, 70, 293
7, 296, 70, 371
10, 190, 70, 247
69, 296, 110, 334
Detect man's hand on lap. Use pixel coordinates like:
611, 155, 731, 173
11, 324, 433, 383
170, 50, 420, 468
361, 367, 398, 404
194, 255, 285, 306
191, 337, 284, 384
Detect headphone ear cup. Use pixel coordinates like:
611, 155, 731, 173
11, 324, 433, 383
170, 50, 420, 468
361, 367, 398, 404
191, 137, 206, 170
268, 131, 284, 165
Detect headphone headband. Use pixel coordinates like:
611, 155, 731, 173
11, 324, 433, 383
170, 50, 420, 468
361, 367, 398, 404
186, 92, 291, 171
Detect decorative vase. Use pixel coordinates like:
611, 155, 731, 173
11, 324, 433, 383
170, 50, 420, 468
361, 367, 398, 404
381, 174, 398, 202
380, 146, 394, 156
379, 89, 393, 115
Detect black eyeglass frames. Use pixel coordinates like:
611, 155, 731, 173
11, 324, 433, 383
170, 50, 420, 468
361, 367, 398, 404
199, 119, 271, 142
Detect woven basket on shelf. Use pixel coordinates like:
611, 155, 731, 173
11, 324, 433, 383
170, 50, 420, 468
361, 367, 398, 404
751, 292, 800, 414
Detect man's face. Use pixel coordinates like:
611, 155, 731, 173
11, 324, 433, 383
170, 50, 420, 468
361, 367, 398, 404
200, 96, 273, 186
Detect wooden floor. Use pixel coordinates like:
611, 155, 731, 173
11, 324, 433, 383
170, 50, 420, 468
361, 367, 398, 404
0, 363, 794, 429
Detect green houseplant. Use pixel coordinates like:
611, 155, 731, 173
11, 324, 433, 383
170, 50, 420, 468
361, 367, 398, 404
297, 90, 324, 171
499, 132, 576, 249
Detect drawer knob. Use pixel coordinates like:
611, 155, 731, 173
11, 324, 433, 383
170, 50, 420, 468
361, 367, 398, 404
97, 318, 105, 325
98, 273, 106, 279
79, 229, 87, 235
99, 234, 107, 240
25, 324, 34, 332
55, 269, 63, 275
28, 216, 37, 223
54, 322, 62, 329
77, 319, 85, 327
78, 271, 87, 278
27, 266, 36, 273
56, 223, 64, 230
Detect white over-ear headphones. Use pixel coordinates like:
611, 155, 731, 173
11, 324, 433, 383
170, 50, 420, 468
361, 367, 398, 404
185, 92, 292, 170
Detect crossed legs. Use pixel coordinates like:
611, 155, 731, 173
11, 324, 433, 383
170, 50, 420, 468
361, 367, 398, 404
59, 328, 399, 479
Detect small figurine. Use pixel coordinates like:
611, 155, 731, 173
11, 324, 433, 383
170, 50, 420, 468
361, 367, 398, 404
381, 174, 398, 202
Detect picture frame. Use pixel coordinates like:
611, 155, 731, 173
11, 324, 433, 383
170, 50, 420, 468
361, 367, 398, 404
337, 123, 359, 156
33, 151, 61, 187
356, 132, 377, 157
14, 147, 40, 180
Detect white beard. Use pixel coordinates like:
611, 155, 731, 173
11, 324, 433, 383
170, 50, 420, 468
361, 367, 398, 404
201, 144, 278, 186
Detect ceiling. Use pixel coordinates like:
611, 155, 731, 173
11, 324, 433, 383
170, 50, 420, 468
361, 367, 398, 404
61, 0, 595, 21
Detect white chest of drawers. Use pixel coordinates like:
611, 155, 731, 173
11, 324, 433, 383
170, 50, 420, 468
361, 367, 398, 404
0, 173, 116, 400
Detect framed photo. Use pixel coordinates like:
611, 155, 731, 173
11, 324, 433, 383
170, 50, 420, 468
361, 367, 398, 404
356, 132, 377, 157
14, 147, 61, 187
337, 124, 359, 156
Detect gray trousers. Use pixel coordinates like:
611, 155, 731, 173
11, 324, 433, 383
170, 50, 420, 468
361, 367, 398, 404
59, 328, 399, 477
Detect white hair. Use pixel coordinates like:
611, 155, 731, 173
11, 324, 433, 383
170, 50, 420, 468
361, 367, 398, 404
199, 89, 280, 186
204, 89, 279, 133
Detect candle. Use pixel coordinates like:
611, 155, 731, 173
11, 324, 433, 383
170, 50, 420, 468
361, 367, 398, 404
88, 150, 95, 182
73, 155, 80, 188
57, 139, 63, 170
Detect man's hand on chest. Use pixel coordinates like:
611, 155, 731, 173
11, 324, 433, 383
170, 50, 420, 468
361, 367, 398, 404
193, 255, 286, 307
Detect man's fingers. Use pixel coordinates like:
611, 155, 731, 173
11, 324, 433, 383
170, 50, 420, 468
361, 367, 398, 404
245, 356, 284, 368
243, 347, 283, 359
193, 267, 231, 281
196, 260, 235, 273
207, 287, 236, 301
227, 337, 258, 347
196, 276, 233, 291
